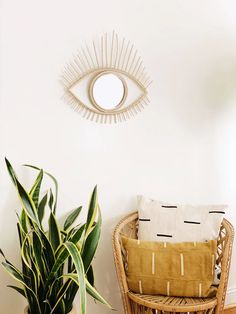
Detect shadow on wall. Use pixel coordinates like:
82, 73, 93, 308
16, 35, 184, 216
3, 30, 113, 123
163, 36, 236, 131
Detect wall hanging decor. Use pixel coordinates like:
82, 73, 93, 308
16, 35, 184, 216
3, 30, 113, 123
61, 31, 152, 123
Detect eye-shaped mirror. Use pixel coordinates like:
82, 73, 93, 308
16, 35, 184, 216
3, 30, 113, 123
61, 31, 152, 123
89, 71, 127, 111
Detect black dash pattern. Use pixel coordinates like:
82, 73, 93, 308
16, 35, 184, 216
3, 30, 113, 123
157, 234, 173, 238
184, 221, 201, 225
161, 205, 177, 208
139, 218, 151, 221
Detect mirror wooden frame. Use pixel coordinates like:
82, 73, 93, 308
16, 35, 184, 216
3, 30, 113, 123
89, 70, 128, 112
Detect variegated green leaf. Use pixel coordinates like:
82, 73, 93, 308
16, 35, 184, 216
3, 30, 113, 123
63, 242, 86, 314
20, 209, 28, 235
29, 169, 43, 208
49, 211, 61, 251
39, 229, 55, 271
85, 186, 98, 238
16, 178, 40, 225
38, 192, 47, 226
5, 158, 17, 185
82, 206, 101, 272
49, 189, 54, 212
64, 206, 82, 231
24, 164, 58, 214
46, 224, 85, 286
32, 231, 47, 281
5, 159, 40, 226
63, 274, 112, 308
8, 285, 26, 298
49, 278, 71, 314
87, 265, 94, 286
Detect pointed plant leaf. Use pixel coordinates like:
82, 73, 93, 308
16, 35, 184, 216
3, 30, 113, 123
49, 189, 54, 211
85, 278, 112, 309
16, 222, 24, 248
22, 258, 38, 295
38, 193, 47, 226
5, 159, 40, 226
63, 274, 112, 308
39, 229, 55, 271
16, 178, 40, 226
32, 231, 46, 281
7, 285, 26, 298
20, 209, 28, 234
64, 206, 82, 231
46, 248, 69, 287
63, 242, 86, 314
65, 263, 96, 310
65, 223, 82, 242
0, 249, 14, 267
49, 212, 61, 251
87, 265, 94, 287
5, 158, 18, 185
46, 224, 86, 287
65, 283, 77, 312
29, 169, 43, 208
49, 278, 71, 314
3, 262, 25, 285
24, 164, 58, 214
51, 224, 86, 309
21, 235, 32, 270
0, 249, 7, 260
46, 242, 87, 314
82, 206, 102, 272
85, 185, 98, 237
68, 224, 86, 247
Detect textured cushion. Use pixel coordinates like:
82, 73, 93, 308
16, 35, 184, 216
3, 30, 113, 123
122, 236, 217, 297
138, 195, 227, 242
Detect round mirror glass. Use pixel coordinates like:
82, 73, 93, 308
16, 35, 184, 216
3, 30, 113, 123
91, 72, 126, 110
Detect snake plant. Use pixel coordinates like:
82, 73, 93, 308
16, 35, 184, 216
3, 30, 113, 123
1, 159, 111, 314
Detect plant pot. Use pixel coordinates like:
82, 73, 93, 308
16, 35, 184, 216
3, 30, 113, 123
24, 305, 76, 314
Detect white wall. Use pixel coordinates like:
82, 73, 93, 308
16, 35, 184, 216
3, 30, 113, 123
0, 0, 236, 313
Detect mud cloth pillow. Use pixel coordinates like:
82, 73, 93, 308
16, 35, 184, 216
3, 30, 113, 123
122, 236, 217, 297
137, 195, 227, 242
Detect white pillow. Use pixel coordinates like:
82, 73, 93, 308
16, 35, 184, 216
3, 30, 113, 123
137, 195, 227, 242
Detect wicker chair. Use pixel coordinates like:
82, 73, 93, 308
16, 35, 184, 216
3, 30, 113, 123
113, 212, 234, 314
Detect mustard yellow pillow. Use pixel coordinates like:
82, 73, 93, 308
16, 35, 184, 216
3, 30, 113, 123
122, 236, 217, 297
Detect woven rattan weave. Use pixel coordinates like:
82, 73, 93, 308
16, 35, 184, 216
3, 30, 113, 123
113, 212, 234, 314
